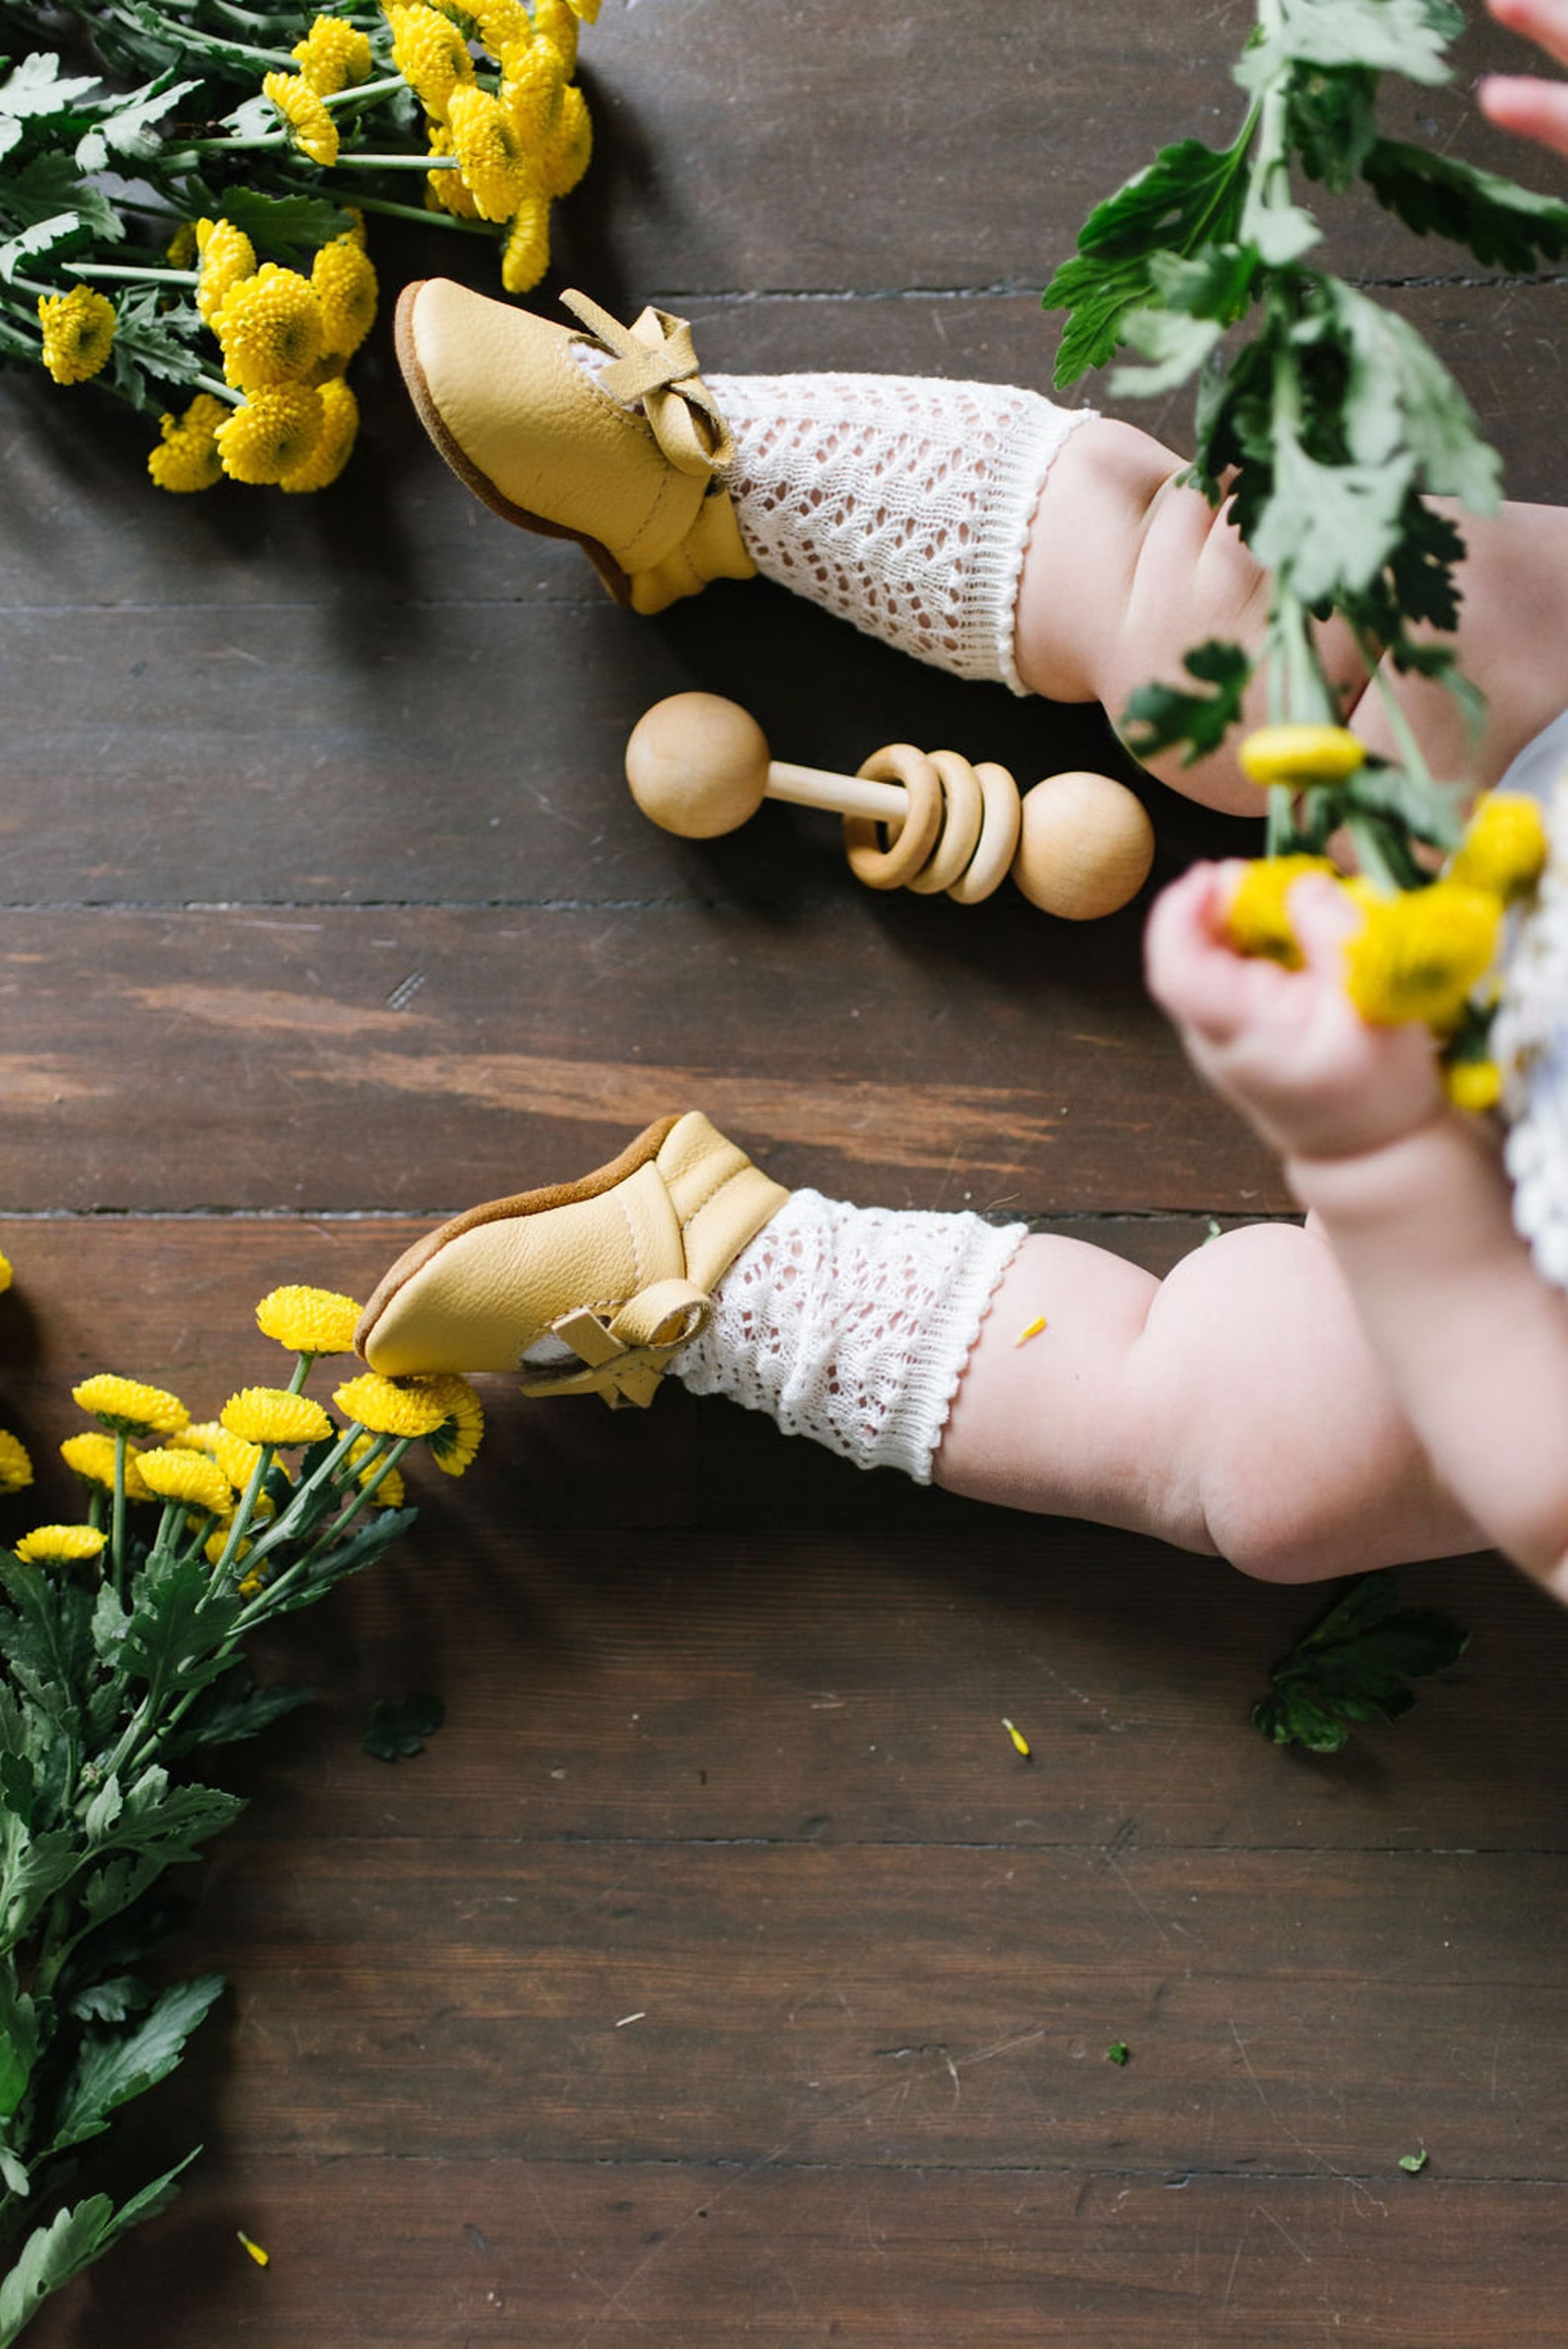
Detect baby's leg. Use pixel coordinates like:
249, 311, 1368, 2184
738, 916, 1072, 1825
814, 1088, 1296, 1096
1017, 417, 1568, 816
937, 1217, 1482, 1581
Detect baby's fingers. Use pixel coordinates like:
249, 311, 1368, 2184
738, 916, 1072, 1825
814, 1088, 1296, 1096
1478, 71, 1568, 155
1145, 862, 1277, 1040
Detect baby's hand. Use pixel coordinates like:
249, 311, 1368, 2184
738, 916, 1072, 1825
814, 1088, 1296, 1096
1479, 0, 1568, 159
1144, 862, 1447, 1164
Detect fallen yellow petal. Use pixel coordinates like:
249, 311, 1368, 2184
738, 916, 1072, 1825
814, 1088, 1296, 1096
1015, 1315, 1048, 1346
237, 2231, 271, 2268
1002, 1717, 1032, 1759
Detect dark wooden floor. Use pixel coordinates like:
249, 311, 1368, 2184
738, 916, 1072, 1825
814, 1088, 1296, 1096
7, 0, 1568, 2338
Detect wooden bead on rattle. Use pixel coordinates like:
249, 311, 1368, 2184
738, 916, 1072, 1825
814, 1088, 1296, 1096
624, 691, 1154, 918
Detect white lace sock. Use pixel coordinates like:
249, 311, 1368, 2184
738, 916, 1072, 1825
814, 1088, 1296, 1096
672, 1189, 1027, 1481
702, 371, 1096, 692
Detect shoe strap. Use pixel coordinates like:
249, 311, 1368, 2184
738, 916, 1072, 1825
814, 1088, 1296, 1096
518, 1277, 713, 1410
560, 288, 736, 479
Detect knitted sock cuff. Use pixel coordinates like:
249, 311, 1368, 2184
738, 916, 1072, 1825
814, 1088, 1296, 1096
704, 372, 1096, 692
674, 1188, 1029, 1482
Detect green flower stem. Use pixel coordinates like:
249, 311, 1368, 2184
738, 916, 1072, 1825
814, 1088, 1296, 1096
111, 1437, 127, 1604
236, 1437, 412, 1625
288, 1353, 314, 1395
64, 264, 198, 285
335, 192, 493, 233
210, 1445, 275, 1585
1349, 626, 1439, 789
1345, 811, 1402, 895
334, 152, 461, 170
194, 373, 242, 405
321, 76, 408, 109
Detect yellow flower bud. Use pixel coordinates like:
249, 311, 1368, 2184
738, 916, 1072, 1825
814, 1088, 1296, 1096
1239, 725, 1366, 790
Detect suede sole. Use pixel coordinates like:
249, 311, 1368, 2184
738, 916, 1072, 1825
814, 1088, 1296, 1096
394, 279, 635, 608
353, 1113, 683, 1363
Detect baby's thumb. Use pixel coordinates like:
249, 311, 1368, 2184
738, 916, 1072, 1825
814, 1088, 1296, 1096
1287, 873, 1363, 974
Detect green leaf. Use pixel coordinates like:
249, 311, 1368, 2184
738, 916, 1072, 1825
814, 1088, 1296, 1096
0, 53, 102, 123
118, 1551, 242, 1713
1105, 2041, 1130, 2066
1342, 759, 1466, 851
0, 1969, 39, 2122
1288, 62, 1379, 190
0, 152, 124, 243
1399, 2149, 1430, 2173
162, 1664, 315, 1758
1320, 282, 1501, 513
1364, 138, 1568, 272
66, 1974, 153, 2026
0, 2152, 200, 2347
1122, 637, 1255, 767
209, 186, 354, 261
47, 1975, 223, 2156
0, 1558, 92, 1715
361, 1693, 445, 1762
1043, 129, 1256, 385
1236, 0, 1460, 96
1110, 306, 1223, 398
0, 1830, 80, 1956
1250, 427, 1413, 604
1252, 1572, 1469, 1753
73, 75, 202, 172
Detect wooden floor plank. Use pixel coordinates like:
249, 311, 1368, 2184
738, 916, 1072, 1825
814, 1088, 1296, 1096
26, 2157, 1568, 2346
0, 903, 1289, 1214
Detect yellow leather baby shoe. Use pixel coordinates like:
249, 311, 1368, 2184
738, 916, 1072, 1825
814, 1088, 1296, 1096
354, 1112, 788, 1407
396, 278, 757, 615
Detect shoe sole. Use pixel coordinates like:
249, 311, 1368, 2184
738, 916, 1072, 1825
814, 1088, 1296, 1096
353, 1113, 683, 1364
394, 279, 635, 609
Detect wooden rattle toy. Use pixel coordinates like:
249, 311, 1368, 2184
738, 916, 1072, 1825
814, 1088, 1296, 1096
623, 692, 1155, 919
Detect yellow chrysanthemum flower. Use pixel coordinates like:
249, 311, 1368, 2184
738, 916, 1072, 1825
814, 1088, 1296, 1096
73, 1374, 189, 1440
501, 195, 552, 294
530, 0, 581, 73
500, 42, 566, 148
216, 264, 325, 392
61, 1431, 154, 1502
387, 3, 475, 121
1444, 1057, 1503, 1114
311, 236, 378, 361
427, 121, 485, 218
37, 286, 118, 386
347, 1434, 405, 1508
166, 221, 198, 269
147, 393, 229, 495
538, 81, 591, 197
0, 1432, 32, 1496
411, 1373, 485, 1475
565, 0, 599, 21
236, 1565, 267, 1597
196, 217, 258, 324
447, 86, 535, 219
221, 1386, 334, 1448
278, 375, 358, 493
263, 69, 341, 167
0, 1249, 10, 1292
1345, 881, 1503, 1030
16, 1525, 107, 1567
1223, 855, 1339, 970
256, 1284, 365, 1357
333, 1371, 449, 1438
1449, 792, 1549, 907
475, 0, 537, 63
136, 1448, 235, 1517
1239, 724, 1366, 791
215, 386, 326, 486
342, 205, 368, 250
207, 1527, 256, 1571
292, 14, 374, 94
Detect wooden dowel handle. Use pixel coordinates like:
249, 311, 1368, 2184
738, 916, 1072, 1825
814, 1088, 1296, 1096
765, 759, 908, 824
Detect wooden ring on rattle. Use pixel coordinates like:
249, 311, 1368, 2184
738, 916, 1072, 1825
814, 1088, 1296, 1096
946, 762, 1023, 903
905, 750, 986, 895
843, 744, 947, 889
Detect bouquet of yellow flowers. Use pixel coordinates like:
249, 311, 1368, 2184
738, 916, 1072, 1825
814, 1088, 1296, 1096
0, 0, 597, 493
0, 1266, 482, 2341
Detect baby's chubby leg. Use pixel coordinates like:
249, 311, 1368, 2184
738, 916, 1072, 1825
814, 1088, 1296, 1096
936, 1215, 1482, 1581
1015, 416, 1568, 816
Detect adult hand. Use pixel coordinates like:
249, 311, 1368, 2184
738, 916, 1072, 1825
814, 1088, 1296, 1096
1144, 863, 1448, 1165
1479, 0, 1568, 161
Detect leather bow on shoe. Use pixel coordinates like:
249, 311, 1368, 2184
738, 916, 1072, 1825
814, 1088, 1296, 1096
519, 1277, 714, 1409
561, 288, 736, 478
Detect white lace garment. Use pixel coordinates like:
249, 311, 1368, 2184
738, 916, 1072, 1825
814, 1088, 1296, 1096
674, 1188, 1026, 1481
